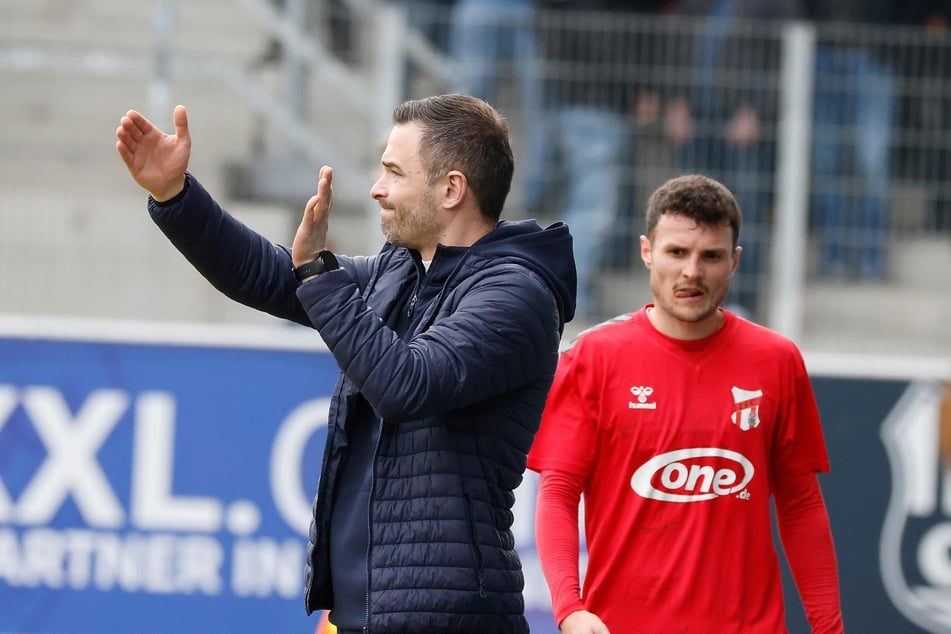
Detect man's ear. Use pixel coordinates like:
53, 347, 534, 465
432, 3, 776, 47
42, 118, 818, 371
640, 235, 652, 268
731, 245, 743, 276
443, 171, 466, 209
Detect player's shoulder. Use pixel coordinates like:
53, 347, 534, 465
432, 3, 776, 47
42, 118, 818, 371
728, 311, 803, 358
561, 312, 638, 354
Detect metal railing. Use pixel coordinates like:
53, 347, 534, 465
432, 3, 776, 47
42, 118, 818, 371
0, 1, 948, 359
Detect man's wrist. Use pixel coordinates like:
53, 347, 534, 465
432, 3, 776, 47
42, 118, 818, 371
150, 175, 188, 203
293, 250, 339, 284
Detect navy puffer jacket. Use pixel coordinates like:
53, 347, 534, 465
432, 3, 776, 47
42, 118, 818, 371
149, 175, 577, 633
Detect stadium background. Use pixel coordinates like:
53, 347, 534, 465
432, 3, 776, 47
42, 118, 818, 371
1, 0, 950, 632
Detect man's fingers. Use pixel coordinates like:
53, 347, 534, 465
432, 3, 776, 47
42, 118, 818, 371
115, 140, 132, 166
302, 194, 320, 224
116, 112, 143, 145
312, 166, 334, 221
318, 165, 334, 197
125, 110, 153, 138
299, 166, 336, 224
172, 104, 189, 142
115, 117, 141, 167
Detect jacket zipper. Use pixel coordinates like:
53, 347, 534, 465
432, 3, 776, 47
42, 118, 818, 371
364, 416, 384, 633
463, 491, 487, 598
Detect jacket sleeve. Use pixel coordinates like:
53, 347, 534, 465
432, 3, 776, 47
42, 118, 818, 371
147, 173, 312, 327
296, 261, 561, 422
774, 471, 845, 634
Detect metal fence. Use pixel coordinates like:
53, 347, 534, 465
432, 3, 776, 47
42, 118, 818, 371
1, 0, 949, 358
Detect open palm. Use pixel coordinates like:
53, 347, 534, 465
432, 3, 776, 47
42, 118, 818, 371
116, 104, 191, 201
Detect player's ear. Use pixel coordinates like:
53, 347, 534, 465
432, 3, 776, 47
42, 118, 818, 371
640, 235, 652, 268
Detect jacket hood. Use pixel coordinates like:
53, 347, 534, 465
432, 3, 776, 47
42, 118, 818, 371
470, 218, 577, 324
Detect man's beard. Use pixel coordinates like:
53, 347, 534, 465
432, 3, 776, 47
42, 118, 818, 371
380, 193, 438, 249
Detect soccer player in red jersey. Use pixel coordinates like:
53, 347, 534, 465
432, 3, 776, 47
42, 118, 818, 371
528, 174, 844, 634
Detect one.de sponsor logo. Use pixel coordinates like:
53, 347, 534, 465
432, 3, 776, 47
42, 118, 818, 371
630, 447, 754, 502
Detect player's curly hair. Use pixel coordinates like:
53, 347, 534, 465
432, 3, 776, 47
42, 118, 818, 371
645, 174, 742, 248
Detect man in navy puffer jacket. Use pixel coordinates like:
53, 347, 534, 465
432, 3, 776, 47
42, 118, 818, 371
116, 94, 577, 633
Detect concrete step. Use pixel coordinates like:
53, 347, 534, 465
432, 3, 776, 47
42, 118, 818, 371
802, 279, 951, 357
0, 188, 300, 325
0, 70, 260, 199
889, 235, 951, 289
2, 0, 267, 61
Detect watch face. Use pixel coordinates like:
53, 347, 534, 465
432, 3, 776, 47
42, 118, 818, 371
319, 250, 339, 270
295, 251, 337, 283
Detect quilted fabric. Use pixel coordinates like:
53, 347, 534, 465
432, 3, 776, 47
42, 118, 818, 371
149, 174, 577, 633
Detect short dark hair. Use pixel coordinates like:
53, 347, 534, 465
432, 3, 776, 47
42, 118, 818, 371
645, 174, 742, 248
392, 94, 514, 222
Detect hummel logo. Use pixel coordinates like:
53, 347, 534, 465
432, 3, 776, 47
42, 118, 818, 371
629, 386, 657, 410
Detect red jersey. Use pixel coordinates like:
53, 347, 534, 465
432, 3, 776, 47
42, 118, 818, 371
527, 307, 831, 633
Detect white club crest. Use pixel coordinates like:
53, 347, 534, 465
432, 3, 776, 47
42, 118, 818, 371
730, 386, 763, 431
880, 380, 951, 633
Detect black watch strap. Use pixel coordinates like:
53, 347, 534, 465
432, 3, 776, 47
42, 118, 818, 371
293, 250, 339, 283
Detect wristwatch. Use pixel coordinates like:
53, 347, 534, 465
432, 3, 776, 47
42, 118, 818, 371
293, 250, 339, 284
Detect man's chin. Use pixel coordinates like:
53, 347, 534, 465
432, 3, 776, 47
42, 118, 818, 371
672, 303, 718, 324
380, 223, 397, 244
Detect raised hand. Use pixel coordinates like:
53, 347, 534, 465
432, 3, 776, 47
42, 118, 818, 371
292, 165, 334, 268
115, 104, 191, 202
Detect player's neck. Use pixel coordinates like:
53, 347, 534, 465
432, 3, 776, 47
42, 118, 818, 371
646, 305, 725, 340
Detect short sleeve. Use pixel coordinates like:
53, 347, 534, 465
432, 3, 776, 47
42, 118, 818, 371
771, 350, 831, 480
527, 347, 599, 477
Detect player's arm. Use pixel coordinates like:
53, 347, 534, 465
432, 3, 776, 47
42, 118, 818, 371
536, 469, 610, 634
774, 471, 844, 634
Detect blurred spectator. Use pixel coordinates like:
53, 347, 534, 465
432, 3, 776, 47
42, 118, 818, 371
253, 0, 289, 67
249, 0, 360, 68
393, 0, 457, 97
664, 0, 802, 322
806, 0, 897, 281
536, 0, 673, 320
449, 0, 548, 217
327, 0, 356, 62
895, 1, 951, 233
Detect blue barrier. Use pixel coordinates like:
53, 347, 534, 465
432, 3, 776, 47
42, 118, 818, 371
0, 324, 947, 633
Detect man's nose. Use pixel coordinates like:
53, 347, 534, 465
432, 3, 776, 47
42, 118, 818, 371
681, 255, 702, 278
369, 176, 384, 200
